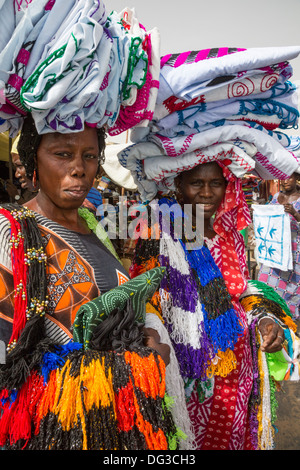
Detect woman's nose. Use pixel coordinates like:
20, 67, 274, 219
70, 156, 86, 177
200, 184, 213, 197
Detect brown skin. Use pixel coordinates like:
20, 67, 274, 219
12, 152, 36, 192
143, 328, 170, 366
176, 162, 284, 353
278, 173, 300, 222
176, 162, 227, 239
24, 126, 170, 363
25, 126, 99, 233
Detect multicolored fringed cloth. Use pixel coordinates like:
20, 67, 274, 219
130, 196, 245, 382
0, 343, 182, 450
240, 279, 299, 450
0, 205, 183, 450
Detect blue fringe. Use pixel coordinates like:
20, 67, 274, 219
202, 304, 244, 353
41, 340, 82, 384
158, 196, 244, 356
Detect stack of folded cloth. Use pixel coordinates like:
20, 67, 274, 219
0, 0, 160, 137
118, 46, 300, 201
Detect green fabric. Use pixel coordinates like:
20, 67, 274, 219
248, 279, 292, 317
78, 207, 121, 261
73, 267, 166, 348
266, 350, 289, 381
239, 228, 248, 245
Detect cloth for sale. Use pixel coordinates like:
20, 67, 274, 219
119, 123, 299, 201
287, 135, 300, 158
253, 204, 293, 271
258, 193, 300, 319
117, 46, 300, 202
73, 266, 166, 349
0, 0, 160, 137
157, 47, 299, 103
155, 81, 299, 134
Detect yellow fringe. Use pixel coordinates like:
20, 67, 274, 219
256, 332, 274, 450
37, 357, 116, 450
206, 348, 237, 378
282, 315, 297, 333
146, 301, 164, 323
35, 351, 168, 450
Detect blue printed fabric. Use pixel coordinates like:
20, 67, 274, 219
253, 203, 292, 271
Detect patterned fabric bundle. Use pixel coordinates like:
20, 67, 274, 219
0, 204, 182, 450
118, 46, 300, 202
0, 0, 160, 137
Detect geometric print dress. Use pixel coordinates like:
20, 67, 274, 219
0, 212, 130, 347
258, 193, 300, 320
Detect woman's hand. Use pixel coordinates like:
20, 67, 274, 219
283, 203, 300, 220
143, 327, 171, 366
258, 317, 285, 353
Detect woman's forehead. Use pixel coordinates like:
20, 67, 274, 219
39, 126, 98, 147
183, 162, 224, 179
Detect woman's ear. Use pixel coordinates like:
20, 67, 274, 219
174, 174, 184, 205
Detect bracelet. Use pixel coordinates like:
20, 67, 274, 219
256, 313, 285, 329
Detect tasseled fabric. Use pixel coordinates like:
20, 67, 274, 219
240, 280, 299, 449
0, 206, 182, 450
130, 196, 244, 381
0, 345, 182, 450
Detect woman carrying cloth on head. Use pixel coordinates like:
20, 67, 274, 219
128, 158, 299, 450
0, 115, 189, 450
0, 1, 195, 451
121, 44, 300, 451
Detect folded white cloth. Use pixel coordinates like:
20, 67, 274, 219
119, 123, 299, 201
253, 204, 293, 271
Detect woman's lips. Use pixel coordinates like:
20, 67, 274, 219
201, 203, 215, 211
65, 188, 87, 198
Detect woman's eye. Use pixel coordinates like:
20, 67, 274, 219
84, 154, 98, 160
55, 152, 70, 157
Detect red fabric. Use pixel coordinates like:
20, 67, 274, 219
212, 164, 251, 299
200, 335, 246, 450
214, 164, 251, 235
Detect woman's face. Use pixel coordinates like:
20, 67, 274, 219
178, 162, 227, 220
12, 153, 35, 191
36, 126, 99, 210
281, 173, 298, 192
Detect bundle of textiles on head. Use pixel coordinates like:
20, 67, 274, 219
0, 204, 183, 450
0, 0, 160, 137
118, 46, 300, 201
